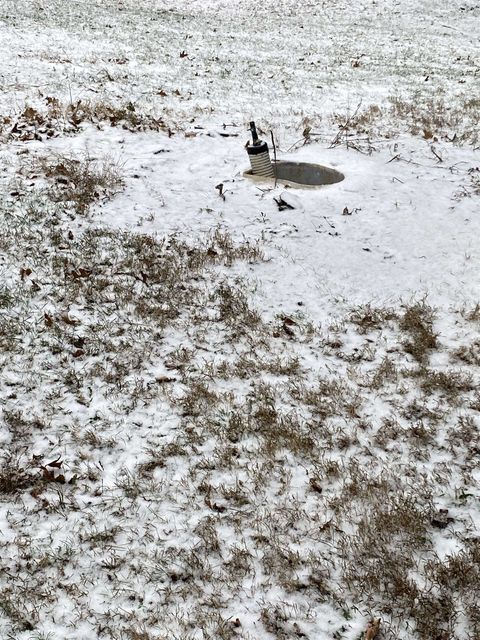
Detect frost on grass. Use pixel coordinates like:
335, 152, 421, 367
1, 1, 480, 637
37, 153, 124, 215
0, 99, 170, 145
1, 174, 479, 640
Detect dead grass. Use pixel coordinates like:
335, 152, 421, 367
1, 160, 479, 640
454, 168, 480, 200
399, 301, 438, 363
461, 302, 480, 322
37, 153, 123, 215
215, 280, 261, 334
454, 340, 480, 366
390, 95, 480, 144
325, 95, 480, 148
66, 99, 167, 132
349, 303, 397, 333
0, 454, 36, 495
1, 98, 169, 143
419, 367, 474, 400
338, 475, 477, 640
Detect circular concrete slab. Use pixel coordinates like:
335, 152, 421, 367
244, 160, 344, 188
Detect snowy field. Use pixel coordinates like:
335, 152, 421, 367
0, 1, 479, 639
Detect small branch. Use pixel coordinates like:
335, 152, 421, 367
270, 130, 278, 188
430, 145, 443, 163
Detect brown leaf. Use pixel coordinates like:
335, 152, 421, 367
61, 312, 79, 326
309, 478, 323, 494
22, 106, 40, 121
72, 349, 85, 358
20, 267, 32, 280
365, 618, 381, 640
42, 467, 55, 482
72, 267, 92, 279
44, 313, 54, 327
431, 509, 455, 529
46, 96, 60, 107
274, 196, 295, 211
30, 485, 43, 498
155, 375, 176, 384
41, 465, 67, 484
205, 497, 226, 513
282, 321, 295, 337
46, 456, 62, 469
72, 336, 86, 349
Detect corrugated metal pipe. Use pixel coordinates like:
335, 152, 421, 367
246, 121, 274, 178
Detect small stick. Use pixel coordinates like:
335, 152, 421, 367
431, 145, 443, 163
270, 131, 277, 188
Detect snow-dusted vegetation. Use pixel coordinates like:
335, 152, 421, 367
0, 1, 479, 639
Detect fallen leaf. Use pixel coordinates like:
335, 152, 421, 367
42, 467, 55, 482
44, 313, 54, 327
72, 267, 92, 278
365, 618, 381, 640
431, 509, 455, 529
205, 497, 226, 513
72, 336, 85, 349
309, 478, 323, 494
61, 312, 79, 325
46, 456, 63, 469
274, 196, 295, 211
155, 375, 176, 384
20, 267, 32, 280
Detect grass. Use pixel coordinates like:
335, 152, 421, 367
1, 174, 479, 639
37, 152, 124, 215
1, 98, 170, 143
389, 94, 480, 145
327, 95, 480, 149
399, 301, 438, 363
0, 454, 36, 495
0, 16, 479, 635
349, 303, 397, 334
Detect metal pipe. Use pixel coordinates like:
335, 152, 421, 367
246, 121, 274, 178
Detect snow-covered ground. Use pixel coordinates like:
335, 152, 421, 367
0, 1, 479, 639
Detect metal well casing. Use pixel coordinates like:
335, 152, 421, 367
246, 140, 274, 178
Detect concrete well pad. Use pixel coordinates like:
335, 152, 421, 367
244, 160, 344, 188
